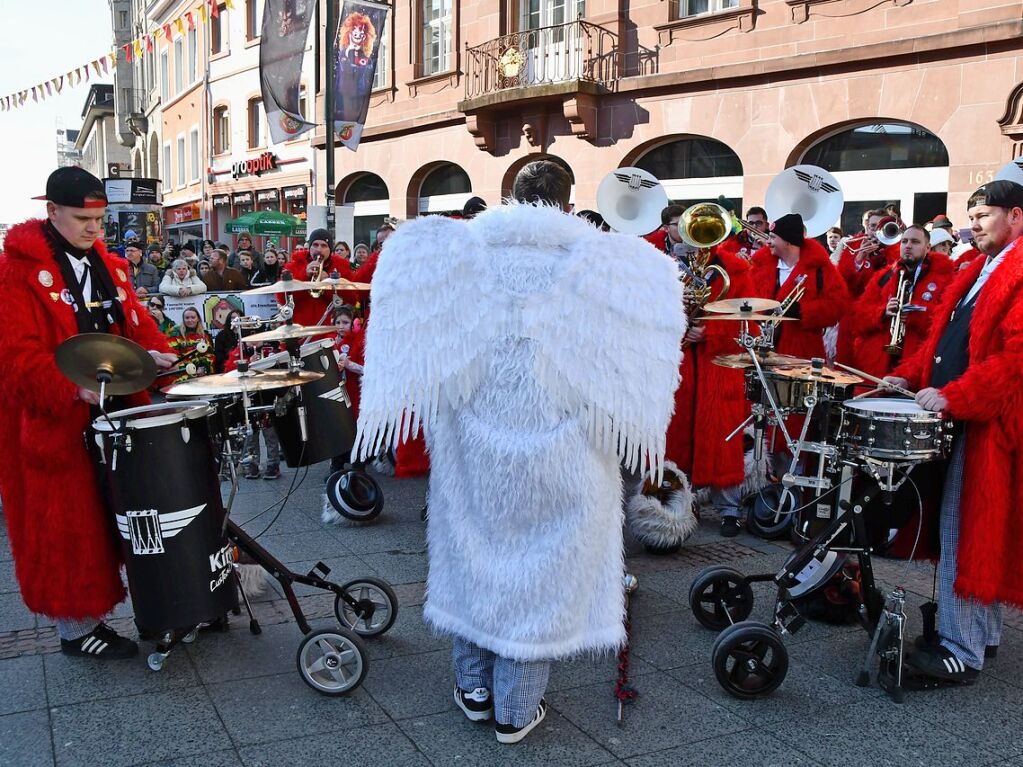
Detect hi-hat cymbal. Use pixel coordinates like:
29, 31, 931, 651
701, 313, 795, 322
703, 297, 782, 314
307, 278, 372, 291
162, 369, 325, 396
771, 365, 863, 385
712, 352, 808, 370
56, 333, 157, 395
242, 278, 321, 295
242, 324, 338, 343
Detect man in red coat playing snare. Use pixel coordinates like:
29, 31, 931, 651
886, 180, 1023, 687
0, 168, 175, 660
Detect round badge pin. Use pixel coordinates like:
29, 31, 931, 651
927, 282, 937, 292
923, 291, 933, 301
131, 309, 139, 326
37, 270, 53, 287
117, 287, 127, 302
60, 289, 74, 305
116, 268, 128, 283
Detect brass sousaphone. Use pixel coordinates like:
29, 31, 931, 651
676, 202, 732, 306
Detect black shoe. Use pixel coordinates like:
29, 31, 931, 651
60, 623, 139, 660
906, 644, 979, 684
453, 685, 493, 722
263, 467, 281, 480
495, 698, 547, 744
244, 468, 261, 480
720, 517, 741, 538
912, 634, 998, 660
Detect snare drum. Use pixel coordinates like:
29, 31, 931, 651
91, 402, 237, 633
745, 369, 853, 413
839, 398, 950, 462
251, 339, 357, 467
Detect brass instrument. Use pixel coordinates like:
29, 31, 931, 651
764, 274, 807, 330
676, 202, 733, 307
733, 216, 771, 247
307, 255, 326, 298
883, 270, 909, 355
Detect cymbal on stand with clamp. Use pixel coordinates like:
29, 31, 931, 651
55, 333, 158, 402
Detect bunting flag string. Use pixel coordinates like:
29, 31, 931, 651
1, 0, 222, 115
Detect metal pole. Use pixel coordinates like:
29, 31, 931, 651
324, 0, 336, 239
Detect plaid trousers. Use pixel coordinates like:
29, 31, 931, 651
452, 635, 550, 728
938, 432, 1003, 669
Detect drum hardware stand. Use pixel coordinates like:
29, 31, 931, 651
856, 585, 908, 703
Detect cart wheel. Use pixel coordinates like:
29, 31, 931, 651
181, 628, 199, 644
336, 578, 398, 637
688, 567, 755, 631
326, 470, 384, 522
147, 652, 166, 672
296, 628, 368, 695
711, 620, 788, 700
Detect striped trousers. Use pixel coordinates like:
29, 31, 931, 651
938, 433, 1002, 670
452, 635, 550, 728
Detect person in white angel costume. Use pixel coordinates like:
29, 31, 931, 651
354, 160, 686, 744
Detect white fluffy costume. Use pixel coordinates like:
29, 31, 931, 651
355, 204, 685, 661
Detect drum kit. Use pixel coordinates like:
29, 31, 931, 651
683, 294, 953, 704
57, 293, 395, 696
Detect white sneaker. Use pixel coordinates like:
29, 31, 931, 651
453, 685, 493, 722
495, 698, 547, 744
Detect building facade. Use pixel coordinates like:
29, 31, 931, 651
305, 0, 1023, 241
75, 85, 133, 181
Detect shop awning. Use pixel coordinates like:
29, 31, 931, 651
225, 210, 306, 236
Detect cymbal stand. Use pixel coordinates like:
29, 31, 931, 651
857, 585, 908, 703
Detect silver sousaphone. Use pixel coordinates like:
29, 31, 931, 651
596, 167, 670, 236
765, 164, 845, 238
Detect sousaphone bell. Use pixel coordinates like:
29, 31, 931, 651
596, 167, 669, 236
765, 164, 844, 238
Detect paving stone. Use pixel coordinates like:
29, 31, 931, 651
0, 592, 36, 632
399, 707, 615, 767
625, 727, 822, 767
245, 530, 353, 564
0, 654, 46, 714
768, 698, 998, 767
44, 645, 201, 707
0, 529, 12, 562
547, 653, 657, 693
274, 555, 382, 598
362, 605, 451, 661
207, 672, 388, 745
238, 505, 329, 536
238, 723, 431, 767
329, 521, 427, 556
549, 675, 748, 759
357, 551, 429, 585
184, 620, 306, 684
363, 649, 453, 720
0, 558, 20, 595
627, 609, 721, 671
50, 687, 227, 767
0, 709, 53, 767
140, 750, 243, 767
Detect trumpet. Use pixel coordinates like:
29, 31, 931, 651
308, 255, 326, 298
764, 274, 807, 330
883, 270, 909, 355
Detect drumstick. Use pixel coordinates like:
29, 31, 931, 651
834, 362, 916, 398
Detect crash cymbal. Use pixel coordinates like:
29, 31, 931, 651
703, 297, 783, 314
56, 333, 157, 395
162, 369, 325, 396
242, 323, 338, 343
241, 277, 321, 295
770, 365, 863, 385
307, 278, 372, 291
712, 352, 809, 370
701, 313, 796, 322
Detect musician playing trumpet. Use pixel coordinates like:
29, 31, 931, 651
848, 224, 954, 379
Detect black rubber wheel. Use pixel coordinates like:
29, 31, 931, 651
711, 620, 789, 700
688, 567, 755, 631
296, 628, 369, 695
326, 470, 384, 522
745, 485, 796, 540
335, 577, 399, 637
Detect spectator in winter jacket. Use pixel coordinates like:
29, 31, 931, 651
124, 241, 161, 297
160, 258, 207, 296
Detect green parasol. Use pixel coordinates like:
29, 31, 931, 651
225, 210, 306, 236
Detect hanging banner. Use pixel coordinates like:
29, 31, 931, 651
259, 0, 317, 144
332, 0, 388, 151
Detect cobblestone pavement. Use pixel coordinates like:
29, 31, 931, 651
2, 466, 1021, 767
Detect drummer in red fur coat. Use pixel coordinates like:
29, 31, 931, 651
849, 224, 955, 379
0, 168, 174, 660
885, 180, 1023, 687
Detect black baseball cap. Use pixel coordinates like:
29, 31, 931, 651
968, 180, 1023, 211
33, 167, 107, 208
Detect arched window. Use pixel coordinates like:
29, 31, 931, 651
342, 173, 390, 248
419, 164, 472, 214
799, 122, 950, 230
634, 137, 742, 210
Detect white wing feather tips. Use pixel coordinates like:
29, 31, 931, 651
353, 217, 495, 461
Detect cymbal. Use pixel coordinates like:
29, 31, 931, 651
242, 278, 321, 295
162, 369, 325, 396
242, 324, 338, 343
307, 278, 372, 291
703, 297, 782, 314
56, 333, 157, 395
701, 313, 796, 322
770, 365, 863, 385
712, 352, 808, 370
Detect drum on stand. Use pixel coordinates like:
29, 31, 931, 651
250, 339, 357, 467
91, 402, 237, 634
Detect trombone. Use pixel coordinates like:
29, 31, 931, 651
764, 274, 807, 330
733, 216, 771, 246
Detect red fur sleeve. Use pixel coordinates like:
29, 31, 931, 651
799, 259, 849, 331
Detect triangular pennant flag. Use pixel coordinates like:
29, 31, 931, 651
122, 42, 132, 63
55, 76, 63, 93
31, 87, 37, 102
224, 0, 235, 10
186, 11, 195, 29
1, 98, 6, 112
175, 17, 185, 35
84, 65, 90, 82
45, 81, 52, 96
66, 72, 74, 87
163, 22, 173, 40
146, 34, 154, 53
209, 0, 219, 18
92, 59, 101, 76
153, 27, 162, 43
133, 38, 143, 58
20, 91, 27, 105
76, 68, 83, 84
198, 4, 207, 23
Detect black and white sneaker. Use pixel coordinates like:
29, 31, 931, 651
495, 698, 547, 744
60, 623, 139, 660
907, 644, 979, 684
912, 634, 998, 660
454, 685, 493, 722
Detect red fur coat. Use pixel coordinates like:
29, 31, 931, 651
281, 248, 351, 327
850, 252, 955, 379
665, 249, 752, 487
895, 238, 1023, 607
0, 220, 170, 619
835, 240, 899, 364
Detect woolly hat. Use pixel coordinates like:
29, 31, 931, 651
771, 213, 805, 247
930, 228, 955, 247
307, 228, 333, 247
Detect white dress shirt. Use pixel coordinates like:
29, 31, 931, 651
964, 236, 1017, 305
64, 252, 92, 301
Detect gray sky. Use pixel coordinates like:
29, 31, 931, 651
0, 0, 113, 225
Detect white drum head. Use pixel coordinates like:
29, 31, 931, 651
844, 397, 923, 415
93, 401, 212, 431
